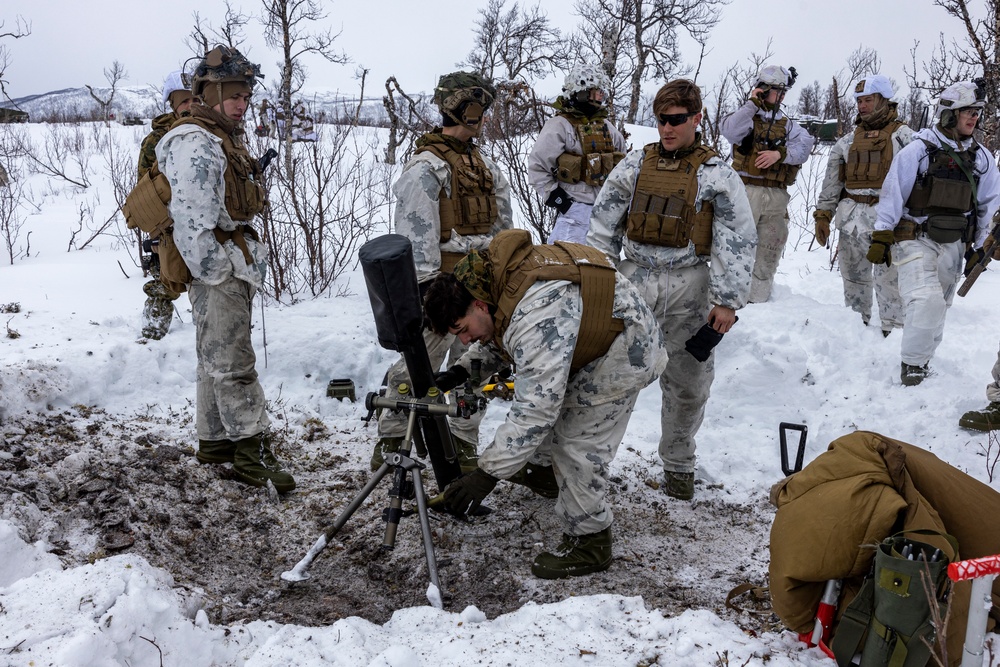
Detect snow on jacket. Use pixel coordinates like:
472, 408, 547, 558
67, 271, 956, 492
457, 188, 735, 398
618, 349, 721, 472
156, 124, 268, 289
587, 147, 758, 310
816, 123, 915, 237
527, 114, 628, 205
393, 148, 513, 284
874, 126, 1000, 247
718, 100, 813, 171
470, 274, 666, 480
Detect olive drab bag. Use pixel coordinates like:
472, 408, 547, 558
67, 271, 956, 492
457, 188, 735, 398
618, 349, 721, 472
831, 530, 957, 667
122, 165, 192, 294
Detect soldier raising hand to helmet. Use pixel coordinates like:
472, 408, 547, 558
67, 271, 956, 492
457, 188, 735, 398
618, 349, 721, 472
528, 63, 627, 245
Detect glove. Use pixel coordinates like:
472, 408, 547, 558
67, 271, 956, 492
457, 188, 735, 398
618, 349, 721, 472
813, 210, 832, 247
684, 315, 738, 363
442, 469, 498, 515
964, 247, 986, 277
434, 364, 470, 392
545, 186, 573, 215
867, 230, 895, 267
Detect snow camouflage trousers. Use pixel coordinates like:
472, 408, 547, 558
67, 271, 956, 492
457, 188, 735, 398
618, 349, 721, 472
547, 202, 593, 245
985, 342, 1000, 403
894, 237, 962, 367
377, 327, 483, 445
745, 184, 791, 302
838, 229, 903, 331
619, 259, 713, 474
189, 277, 270, 441
140, 278, 180, 340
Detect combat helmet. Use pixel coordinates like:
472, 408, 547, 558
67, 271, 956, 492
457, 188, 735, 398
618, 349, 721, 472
161, 70, 193, 112
936, 79, 987, 133
853, 75, 894, 100
191, 45, 263, 103
755, 64, 798, 93
433, 71, 496, 134
562, 63, 610, 98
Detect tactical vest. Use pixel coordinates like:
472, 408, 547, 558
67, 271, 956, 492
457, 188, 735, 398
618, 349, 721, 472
122, 110, 265, 291
903, 139, 979, 243
555, 116, 626, 188
840, 121, 904, 190
731, 115, 800, 187
626, 142, 717, 255
487, 230, 624, 373
415, 137, 498, 273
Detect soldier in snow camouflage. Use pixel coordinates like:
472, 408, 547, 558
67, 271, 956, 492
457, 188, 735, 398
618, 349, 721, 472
423, 231, 667, 579
587, 79, 756, 502
372, 70, 513, 472
136, 70, 193, 340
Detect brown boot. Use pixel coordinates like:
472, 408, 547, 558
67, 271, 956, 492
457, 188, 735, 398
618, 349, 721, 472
232, 434, 295, 493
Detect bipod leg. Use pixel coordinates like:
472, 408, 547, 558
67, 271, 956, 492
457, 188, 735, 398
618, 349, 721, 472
280, 462, 393, 582
411, 465, 442, 604
380, 407, 423, 551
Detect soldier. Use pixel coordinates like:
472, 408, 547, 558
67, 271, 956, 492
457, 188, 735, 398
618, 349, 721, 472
813, 75, 913, 336
868, 80, 1000, 385
156, 46, 295, 492
587, 79, 757, 501
136, 70, 193, 341
423, 229, 667, 578
371, 71, 514, 472
527, 63, 626, 244
720, 64, 813, 302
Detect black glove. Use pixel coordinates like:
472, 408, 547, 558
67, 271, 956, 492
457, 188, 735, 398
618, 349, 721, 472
964, 246, 986, 277
443, 468, 498, 515
684, 315, 738, 362
545, 186, 573, 214
434, 364, 470, 392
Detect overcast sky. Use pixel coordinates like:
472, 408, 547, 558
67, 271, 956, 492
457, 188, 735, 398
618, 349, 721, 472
1, 0, 978, 106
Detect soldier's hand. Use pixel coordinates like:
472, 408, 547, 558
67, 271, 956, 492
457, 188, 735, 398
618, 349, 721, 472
964, 247, 986, 277
754, 150, 782, 170
442, 469, 498, 516
434, 365, 470, 392
813, 210, 832, 247
867, 230, 895, 267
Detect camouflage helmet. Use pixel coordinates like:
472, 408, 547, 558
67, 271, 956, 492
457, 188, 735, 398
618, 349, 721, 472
433, 71, 496, 116
755, 64, 797, 91
191, 45, 263, 99
562, 63, 610, 97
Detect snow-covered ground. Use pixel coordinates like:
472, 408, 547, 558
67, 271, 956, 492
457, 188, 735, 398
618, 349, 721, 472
1, 121, 998, 666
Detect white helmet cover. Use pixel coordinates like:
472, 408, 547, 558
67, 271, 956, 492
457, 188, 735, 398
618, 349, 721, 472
756, 64, 793, 89
937, 80, 986, 119
161, 70, 190, 106
562, 63, 611, 97
854, 75, 894, 100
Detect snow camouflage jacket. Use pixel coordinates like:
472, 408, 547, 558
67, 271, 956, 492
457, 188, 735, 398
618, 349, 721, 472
527, 113, 628, 205
156, 116, 268, 289
393, 136, 514, 284
465, 273, 666, 480
874, 126, 1000, 248
137, 112, 178, 179
718, 100, 813, 177
816, 122, 914, 237
587, 146, 758, 310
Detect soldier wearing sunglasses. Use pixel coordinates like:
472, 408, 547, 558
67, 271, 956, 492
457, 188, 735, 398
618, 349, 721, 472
720, 65, 813, 303
587, 79, 756, 501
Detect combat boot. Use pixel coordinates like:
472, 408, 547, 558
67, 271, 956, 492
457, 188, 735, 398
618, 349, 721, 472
454, 436, 480, 473
900, 362, 931, 386
232, 434, 296, 493
531, 527, 613, 579
370, 436, 403, 472
508, 462, 559, 498
664, 470, 695, 501
959, 401, 1000, 431
196, 439, 237, 465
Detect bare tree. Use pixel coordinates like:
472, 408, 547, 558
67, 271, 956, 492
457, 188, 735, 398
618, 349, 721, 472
460, 0, 572, 83
905, 1, 1000, 149
381, 76, 434, 165
85, 61, 128, 126
187, 1, 250, 56
259, 0, 350, 157
823, 47, 881, 135
797, 81, 823, 117
572, 0, 728, 124
0, 15, 30, 105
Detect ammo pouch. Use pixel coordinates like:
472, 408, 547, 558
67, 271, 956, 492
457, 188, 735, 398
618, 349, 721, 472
556, 152, 583, 184
556, 151, 625, 187
831, 530, 956, 667
123, 168, 173, 239
924, 214, 971, 244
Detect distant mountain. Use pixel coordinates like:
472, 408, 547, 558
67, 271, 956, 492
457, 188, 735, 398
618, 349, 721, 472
4, 86, 419, 126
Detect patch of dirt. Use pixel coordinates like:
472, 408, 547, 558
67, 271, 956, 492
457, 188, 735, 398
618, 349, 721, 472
0, 407, 780, 634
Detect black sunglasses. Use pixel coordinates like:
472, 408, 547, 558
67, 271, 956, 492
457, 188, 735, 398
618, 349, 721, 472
657, 111, 696, 127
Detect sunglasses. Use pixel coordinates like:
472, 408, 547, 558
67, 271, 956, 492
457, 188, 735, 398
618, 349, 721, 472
657, 111, 696, 127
